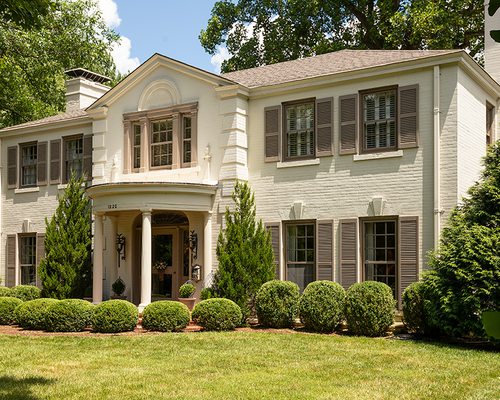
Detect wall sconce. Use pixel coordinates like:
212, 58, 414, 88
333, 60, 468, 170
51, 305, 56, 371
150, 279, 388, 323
116, 233, 126, 266
191, 264, 201, 282
189, 230, 198, 260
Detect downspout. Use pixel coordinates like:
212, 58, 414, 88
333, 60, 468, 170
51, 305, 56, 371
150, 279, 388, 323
433, 65, 441, 249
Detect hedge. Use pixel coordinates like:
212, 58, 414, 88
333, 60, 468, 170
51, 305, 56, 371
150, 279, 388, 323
142, 301, 190, 332
14, 298, 59, 330
46, 299, 94, 332
91, 300, 138, 333
255, 280, 300, 328
191, 298, 242, 331
11, 285, 41, 301
0, 297, 23, 325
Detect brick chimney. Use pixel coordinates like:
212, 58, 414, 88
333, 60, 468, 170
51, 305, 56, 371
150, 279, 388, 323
485, 0, 500, 83
64, 68, 111, 112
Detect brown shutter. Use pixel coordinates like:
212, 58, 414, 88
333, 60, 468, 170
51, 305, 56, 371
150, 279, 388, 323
6, 234, 16, 287
50, 139, 61, 184
398, 85, 419, 148
36, 233, 45, 289
37, 142, 48, 186
315, 98, 333, 157
316, 220, 333, 280
264, 106, 281, 162
398, 217, 419, 308
7, 146, 17, 189
339, 94, 358, 155
339, 219, 358, 290
265, 222, 280, 278
83, 134, 93, 181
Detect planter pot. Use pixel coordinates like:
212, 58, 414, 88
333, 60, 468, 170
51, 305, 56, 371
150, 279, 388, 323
178, 298, 196, 311
481, 311, 500, 339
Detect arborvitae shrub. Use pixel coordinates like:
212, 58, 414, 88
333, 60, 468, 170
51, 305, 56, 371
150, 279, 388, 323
255, 280, 300, 328
0, 297, 23, 325
345, 281, 395, 337
14, 298, 59, 330
45, 299, 94, 332
11, 285, 41, 301
191, 298, 242, 331
299, 281, 345, 333
142, 301, 190, 332
91, 300, 138, 333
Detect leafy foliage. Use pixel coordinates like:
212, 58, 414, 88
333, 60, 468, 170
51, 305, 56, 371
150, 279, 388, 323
191, 298, 242, 331
14, 298, 59, 330
213, 181, 275, 319
0, 297, 23, 325
39, 173, 92, 299
345, 281, 395, 337
10, 285, 41, 301
0, 0, 119, 128
402, 281, 430, 335
255, 280, 300, 328
142, 301, 191, 332
45, 299, 94, 332
200, 287, 216, 300
299, 280, 345, 333
200, 0, 483, 73
178, 283, 196, 298
91, 300, 138, 333
0, 287, 12, 297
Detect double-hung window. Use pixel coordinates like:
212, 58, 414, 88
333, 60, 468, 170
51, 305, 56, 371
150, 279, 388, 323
133, 124, 141, 169
362, 89, 397, 152
20, 143, 37, 187
286, 223, 315, 291
182, 116, 192, 165
151, 119, 173, 168
64, 136, 84, 181
20, 235, 36, 285
284, 101, 315, 160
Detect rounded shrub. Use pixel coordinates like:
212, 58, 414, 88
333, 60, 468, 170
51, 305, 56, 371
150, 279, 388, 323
178, 283, 196, 298
0, 287, 12, 297
92, 300, 138, 333
299, 280, 346, 333
191, 298, 242, 331
255, 280, 300, 328
200, 287, 215, 300
142, 301, 190, 332
45, 299, 94, 332
14, 298, 59, 330
11, 285, 41, 301
345, 281, 396, 337
402, 281, 427, 335
0, 297, 23, 325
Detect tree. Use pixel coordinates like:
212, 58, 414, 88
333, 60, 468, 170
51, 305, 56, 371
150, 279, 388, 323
1, 0, 55, 29
213, 181, 275, 319
425, 142, 500, 338
200, 0, 483, 73
0, 0, 119, 128
39, 173, 92, 299
489, 0, 500, 43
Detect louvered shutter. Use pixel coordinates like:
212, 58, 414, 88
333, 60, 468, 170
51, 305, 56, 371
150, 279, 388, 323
339, 94, 358, 154
264, 106, 281, 162
6, 234, 16, 287
315, 98, 333, 157
398, 85, 419, 148
316, 220, 333, 280
36, 233, 45, 288
83, 134, 93, 181
50, 139, 61, 184
398, 217, 419, 308
7, 146, 17, 189
37, 142, 48, 186
265, 222, 280, 278
339, 219, 358, 289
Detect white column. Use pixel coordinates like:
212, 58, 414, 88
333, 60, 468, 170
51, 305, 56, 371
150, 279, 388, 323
203, 212, 212, 285
109, 216, 118, 284
139, 209, 152, 311
93, 213, 104, 304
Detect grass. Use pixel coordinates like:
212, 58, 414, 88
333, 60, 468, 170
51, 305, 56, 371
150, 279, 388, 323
0, 331, 498, 400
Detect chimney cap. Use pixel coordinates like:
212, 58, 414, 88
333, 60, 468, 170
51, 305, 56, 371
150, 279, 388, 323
64, 68, 111, 84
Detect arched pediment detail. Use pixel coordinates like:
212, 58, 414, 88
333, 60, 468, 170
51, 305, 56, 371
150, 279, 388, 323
138, 79, 181, 111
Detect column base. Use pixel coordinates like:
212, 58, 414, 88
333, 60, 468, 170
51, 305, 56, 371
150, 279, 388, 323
138, 302, 150, 313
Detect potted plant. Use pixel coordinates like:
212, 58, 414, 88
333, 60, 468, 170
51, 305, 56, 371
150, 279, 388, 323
178, 282, 196, 311
111, 277, 127, 300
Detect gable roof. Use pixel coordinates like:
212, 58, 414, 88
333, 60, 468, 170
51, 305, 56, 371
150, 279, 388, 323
221, 49, 463, 88
0, 109, 89, 134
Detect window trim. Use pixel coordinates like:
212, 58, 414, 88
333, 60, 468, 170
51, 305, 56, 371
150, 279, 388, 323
132, 123, 142, 172
282, 98, 316, 162
19, 142, 38, 188
149, 118, 174, 170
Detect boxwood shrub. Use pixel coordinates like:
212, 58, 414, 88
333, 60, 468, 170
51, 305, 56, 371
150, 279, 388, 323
92, 300, 138, 333
191, 298, 242, 331
178, 283, 196, 298
11, 285, 41, 301
0, 297, 23, 325
345, 281, 396, 337
0, 287, 12, 297
402, 281, 427, 335
299, 280, 345, 333
255, 280, 300, 328
46, 299, 94, 332
142, 301, 190, 332
200, 287, 215, 300
14, 298, 59, 330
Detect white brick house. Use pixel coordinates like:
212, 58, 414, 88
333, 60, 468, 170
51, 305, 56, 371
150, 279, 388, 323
1, 40, 499, 309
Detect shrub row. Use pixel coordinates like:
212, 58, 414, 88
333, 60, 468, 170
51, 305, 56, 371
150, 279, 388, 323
0, 285, 41, 301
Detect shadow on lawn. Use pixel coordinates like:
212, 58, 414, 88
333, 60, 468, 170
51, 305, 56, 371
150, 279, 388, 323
0, 376, 54, 400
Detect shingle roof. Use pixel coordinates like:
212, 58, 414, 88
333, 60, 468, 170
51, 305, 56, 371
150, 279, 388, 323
221, 49, 462, 88
0, 109, 88, 132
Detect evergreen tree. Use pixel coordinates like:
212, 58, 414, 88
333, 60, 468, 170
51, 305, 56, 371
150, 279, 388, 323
214, 181, 275, 319
39, 172, 92, 299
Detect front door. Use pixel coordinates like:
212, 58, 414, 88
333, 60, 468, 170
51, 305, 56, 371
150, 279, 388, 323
152, 229, 178, 300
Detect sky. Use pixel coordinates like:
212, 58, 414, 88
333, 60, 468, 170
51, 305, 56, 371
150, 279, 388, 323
96, 0, 229, 75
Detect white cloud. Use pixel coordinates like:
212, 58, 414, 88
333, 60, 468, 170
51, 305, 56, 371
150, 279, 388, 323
211, 46, 231, 73
96, 0, 121, 28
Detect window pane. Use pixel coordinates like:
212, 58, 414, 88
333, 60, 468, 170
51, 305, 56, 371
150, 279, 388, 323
22, 144, 37, 186
286, 102, 314, 158
20, 236, 36, 286
65, 138, 83, 181
363, 90, 396, 150
287, 264, 314, 292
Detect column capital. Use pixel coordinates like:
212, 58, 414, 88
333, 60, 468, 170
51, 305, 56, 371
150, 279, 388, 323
95, 211, 105, 218
140, 208, 153, 215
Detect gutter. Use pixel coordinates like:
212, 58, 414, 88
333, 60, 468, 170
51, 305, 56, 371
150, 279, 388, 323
433, 65, 442, 248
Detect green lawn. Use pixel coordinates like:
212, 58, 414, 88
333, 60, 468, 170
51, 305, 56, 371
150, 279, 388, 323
0, 331, 498, 400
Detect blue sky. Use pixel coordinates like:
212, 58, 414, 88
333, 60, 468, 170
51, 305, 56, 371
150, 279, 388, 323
97, 0, 227, 74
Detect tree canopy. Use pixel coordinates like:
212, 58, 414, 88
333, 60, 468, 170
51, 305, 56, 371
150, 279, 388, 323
0, 0, 119, 128
200, 0, 483, 73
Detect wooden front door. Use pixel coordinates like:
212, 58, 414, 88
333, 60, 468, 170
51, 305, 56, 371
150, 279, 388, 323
151, 229, 178, 300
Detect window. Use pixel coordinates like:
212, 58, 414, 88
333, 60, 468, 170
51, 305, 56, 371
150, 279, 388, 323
64, 136, 83, 181
151, 119, 173, 168
487, 102, 495, 146
286, 223, 315, 291
183, 116, 192, 164
20, 235, 36, 286
284, 101, 315, 160
363, 220, 397, 297
362, 89, 396, 152
133, 124, 141, 169
20, 143, 37, 187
